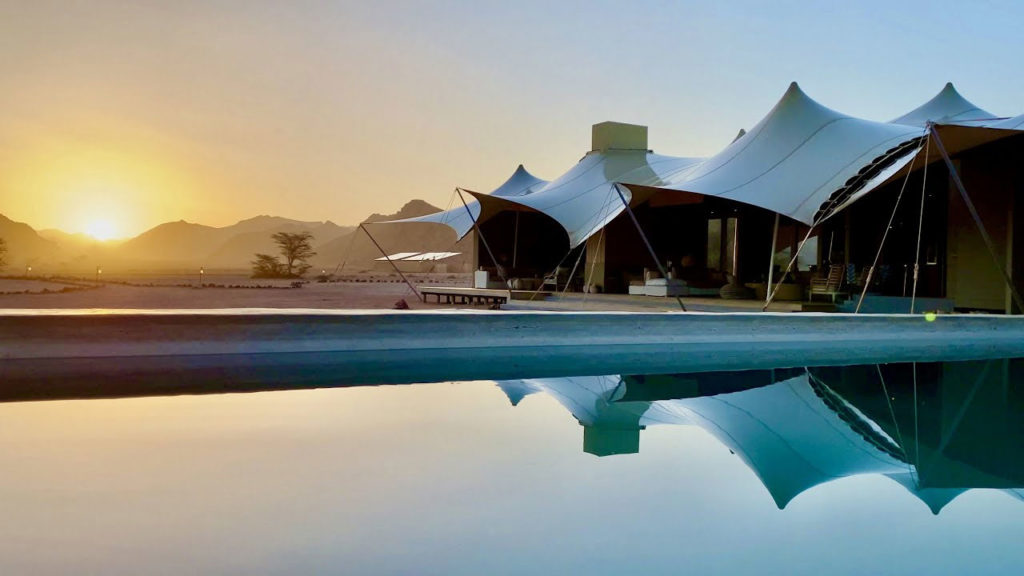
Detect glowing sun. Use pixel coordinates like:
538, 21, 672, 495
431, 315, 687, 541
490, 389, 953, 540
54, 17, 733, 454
85, 219, 119, 241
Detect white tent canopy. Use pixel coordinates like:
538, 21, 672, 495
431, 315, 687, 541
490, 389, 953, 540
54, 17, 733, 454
645, 82, 926, 226
376, 82, 1024, 252
991, 114, 1024, 131
469, 150, 704, 248
377, 164, 548, 240
890, 82, 998, 127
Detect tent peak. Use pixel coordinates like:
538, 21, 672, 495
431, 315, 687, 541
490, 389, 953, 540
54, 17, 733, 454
782, 81, 805, 99
772, 81, 835, 116
890, 83, 994, 126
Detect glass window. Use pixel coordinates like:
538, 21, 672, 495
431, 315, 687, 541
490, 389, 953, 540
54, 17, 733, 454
707, 219, 721, 271
723, 217, 737, 274
797, 236, 818, 271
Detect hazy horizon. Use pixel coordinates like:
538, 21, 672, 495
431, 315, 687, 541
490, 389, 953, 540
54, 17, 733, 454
2, 1, 1023, 239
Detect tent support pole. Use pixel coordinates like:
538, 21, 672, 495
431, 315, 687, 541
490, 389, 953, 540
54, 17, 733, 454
766, 213, 780, 305
763, 224, 816, 311
359, 224, 423, 303
929, 124, 1024, 314
457, 188, 510, 290
854, 140, 923, 313
613, 184, 686, 311
910, 135, 931, 314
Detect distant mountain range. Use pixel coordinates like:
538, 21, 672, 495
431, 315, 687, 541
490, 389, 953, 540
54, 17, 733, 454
0, 200, 473, 274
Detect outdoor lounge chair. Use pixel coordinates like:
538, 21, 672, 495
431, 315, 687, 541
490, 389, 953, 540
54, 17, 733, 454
542, 266, 570, 291
809, 264, 845, 303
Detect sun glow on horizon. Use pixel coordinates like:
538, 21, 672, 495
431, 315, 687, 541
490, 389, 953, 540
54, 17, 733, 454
84, 219, 120, 241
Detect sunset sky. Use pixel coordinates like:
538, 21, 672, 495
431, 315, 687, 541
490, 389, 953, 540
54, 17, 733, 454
2, 1, 1023, 239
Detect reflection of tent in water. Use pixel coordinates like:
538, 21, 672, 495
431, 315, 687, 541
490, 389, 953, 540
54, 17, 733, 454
809, 358, 1024, 511
498, 358, 1024, 512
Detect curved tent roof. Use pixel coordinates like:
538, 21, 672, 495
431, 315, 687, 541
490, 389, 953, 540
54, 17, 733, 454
990, 114, 1024, 131
377, 83, 1022, 244
890, 83, 998, 127
377, 164, 548, 240
886, 472, 965, 515
647, 83, 926, 226
521, 375, 689, 429
663, 373, 907, 509
468, 150, 704, 248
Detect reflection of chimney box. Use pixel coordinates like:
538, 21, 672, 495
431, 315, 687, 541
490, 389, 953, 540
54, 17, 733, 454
591, 121, 648, 152
583, 426, 642, 456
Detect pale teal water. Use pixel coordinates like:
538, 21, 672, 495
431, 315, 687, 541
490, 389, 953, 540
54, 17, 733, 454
1, 358, 1022, 575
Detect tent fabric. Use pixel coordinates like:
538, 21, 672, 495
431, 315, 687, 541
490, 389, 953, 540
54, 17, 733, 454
522, 371, 907, 509
378, 82, 1024, 249
468, 150, 704, 248
890, 83, 998, 127
990, 114, 1024, 131
662, 373, 906, 509
377, 164, 548, 240
646, 82, 926, 226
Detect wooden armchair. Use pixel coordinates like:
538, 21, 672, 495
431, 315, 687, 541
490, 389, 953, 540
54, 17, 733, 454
809, 264, 846, 303
542, 266, 570, 291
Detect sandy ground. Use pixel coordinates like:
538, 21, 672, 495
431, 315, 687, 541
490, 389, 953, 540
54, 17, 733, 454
0, 273, 470, 310
0, 272, 803, 312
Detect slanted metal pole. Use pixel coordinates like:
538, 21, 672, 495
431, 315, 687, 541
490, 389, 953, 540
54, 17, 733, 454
910, 136, 931, 314
763, 224, 816, 311
766, 213, 780, 305
613, 184, 686, 311
359, 224, 423, 303
929, 124, 1024, 314
456, 188, 510, 290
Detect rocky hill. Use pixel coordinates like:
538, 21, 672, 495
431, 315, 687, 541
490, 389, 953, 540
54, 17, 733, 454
0, 201, 465, 273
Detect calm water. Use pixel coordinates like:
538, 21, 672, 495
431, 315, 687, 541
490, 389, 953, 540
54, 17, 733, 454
2, 358, 1023, 575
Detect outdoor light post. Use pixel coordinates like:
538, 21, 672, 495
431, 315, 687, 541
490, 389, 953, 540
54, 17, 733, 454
200, 267, 204, 288
96, 266, 102, 283
25, 265, 31, 277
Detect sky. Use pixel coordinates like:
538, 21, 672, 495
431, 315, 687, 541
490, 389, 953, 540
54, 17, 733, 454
1, 0, 1023, 238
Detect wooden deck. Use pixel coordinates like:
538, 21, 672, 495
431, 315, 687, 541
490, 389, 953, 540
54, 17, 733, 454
420, 286, 552, 306
421, 286, 510, 306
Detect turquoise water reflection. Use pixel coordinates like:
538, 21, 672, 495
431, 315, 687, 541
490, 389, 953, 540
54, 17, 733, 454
501, 360, 1024, 513
1, 358, 1022, 574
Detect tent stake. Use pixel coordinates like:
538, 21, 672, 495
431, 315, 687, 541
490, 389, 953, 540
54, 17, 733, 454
613, 184, 686, 311
360, 223, 423, 303
456, 188, 511, 290
929, 124, 1024, 314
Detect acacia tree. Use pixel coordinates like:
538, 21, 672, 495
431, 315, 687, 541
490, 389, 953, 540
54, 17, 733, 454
251, 232, 316, 278
273, 231, 316, 277
251, 253, 285, 278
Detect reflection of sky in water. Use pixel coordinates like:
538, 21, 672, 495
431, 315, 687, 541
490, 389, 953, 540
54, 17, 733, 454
2, 378, 1023, 575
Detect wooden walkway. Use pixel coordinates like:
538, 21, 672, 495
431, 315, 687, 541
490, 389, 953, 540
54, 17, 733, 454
421, 287, 510, 306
